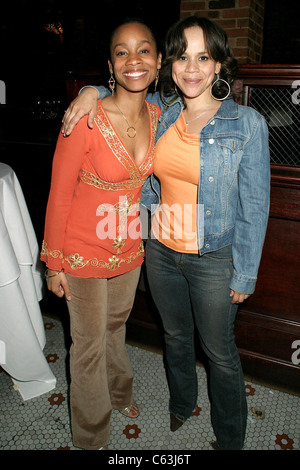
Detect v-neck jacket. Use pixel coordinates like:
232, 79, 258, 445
41, 100, 160, 278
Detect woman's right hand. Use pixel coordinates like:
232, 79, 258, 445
230, 290, 250, 304
46, 270, 71, 301
62, 87, 99, 137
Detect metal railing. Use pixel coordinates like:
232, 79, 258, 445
248, 87, 300, 166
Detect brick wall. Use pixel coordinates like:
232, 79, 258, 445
180, 0, 265, 63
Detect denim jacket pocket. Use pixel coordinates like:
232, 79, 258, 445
217, 137, 244, 171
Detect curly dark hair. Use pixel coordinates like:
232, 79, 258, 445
160, 16, 238, 102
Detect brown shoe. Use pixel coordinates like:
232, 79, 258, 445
170, 413, 186, 432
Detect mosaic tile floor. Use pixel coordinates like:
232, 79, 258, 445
0, 315, 299, 452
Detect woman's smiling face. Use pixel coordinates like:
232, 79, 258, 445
172, 26, 221, 100
109, 22, 161, 94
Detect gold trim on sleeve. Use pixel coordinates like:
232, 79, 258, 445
41, 241, 64, 260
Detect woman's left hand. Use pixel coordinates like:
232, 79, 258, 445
230, 290, 250, 304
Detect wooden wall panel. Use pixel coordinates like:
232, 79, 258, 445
130, 66, 300, 392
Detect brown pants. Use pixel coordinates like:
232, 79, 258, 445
66, 267, 141, 450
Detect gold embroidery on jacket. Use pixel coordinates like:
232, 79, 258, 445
66, 253, 90, 270
112, 235, 125, 251
42, 241, 144, 271
94, 101, 159, 180
81, 102, 159, 191
81, 170, 147, 191
64, 242, 144, 271
96, 194, 140, 254
96, 194, 139, 217
41, 102, 159, 273
41, 241, 64, 260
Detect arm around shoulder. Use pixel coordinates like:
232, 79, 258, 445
62, 86, 100, 136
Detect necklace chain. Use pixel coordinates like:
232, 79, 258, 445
185, 110, 206, 126
114, 101, 143, 138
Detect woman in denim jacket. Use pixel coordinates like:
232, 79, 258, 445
63, 16, 270, 450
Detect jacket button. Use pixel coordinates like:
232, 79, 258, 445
205, 243, 210, 248
210, 120, 215, 125
206, 210, 211, 215
208, 176, 214, 182
209, 138, 214, 144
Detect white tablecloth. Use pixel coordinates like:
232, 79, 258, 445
0, 163, 56, 400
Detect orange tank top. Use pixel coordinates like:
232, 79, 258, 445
152, 112, 200, 253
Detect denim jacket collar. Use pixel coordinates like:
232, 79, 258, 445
162, 94, 239, 120
214, 98, 239, 120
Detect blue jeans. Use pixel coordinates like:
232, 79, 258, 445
145, 239, 247, 450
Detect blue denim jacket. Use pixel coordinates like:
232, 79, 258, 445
94, 87, 270, 294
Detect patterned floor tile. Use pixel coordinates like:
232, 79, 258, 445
0, 316, 299, 451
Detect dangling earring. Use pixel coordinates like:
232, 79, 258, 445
154, 69, 160, 93
210, 74, 231, 101
108, 73, 115, 94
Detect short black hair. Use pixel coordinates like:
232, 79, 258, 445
109, 17, 161, 59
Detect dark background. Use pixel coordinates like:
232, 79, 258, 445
0, 0, 299, 244
1, 0, 300, 108
262, 0, 300, 64
1, 0, 181, 107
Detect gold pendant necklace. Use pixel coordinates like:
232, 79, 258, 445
114, 101, 143, 138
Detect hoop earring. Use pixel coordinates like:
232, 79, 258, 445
154, 69, 159, 93
210, 74, 230, 101
108, 73, 115, 94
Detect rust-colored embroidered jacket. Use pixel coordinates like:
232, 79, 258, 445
41, 100, 160, 278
